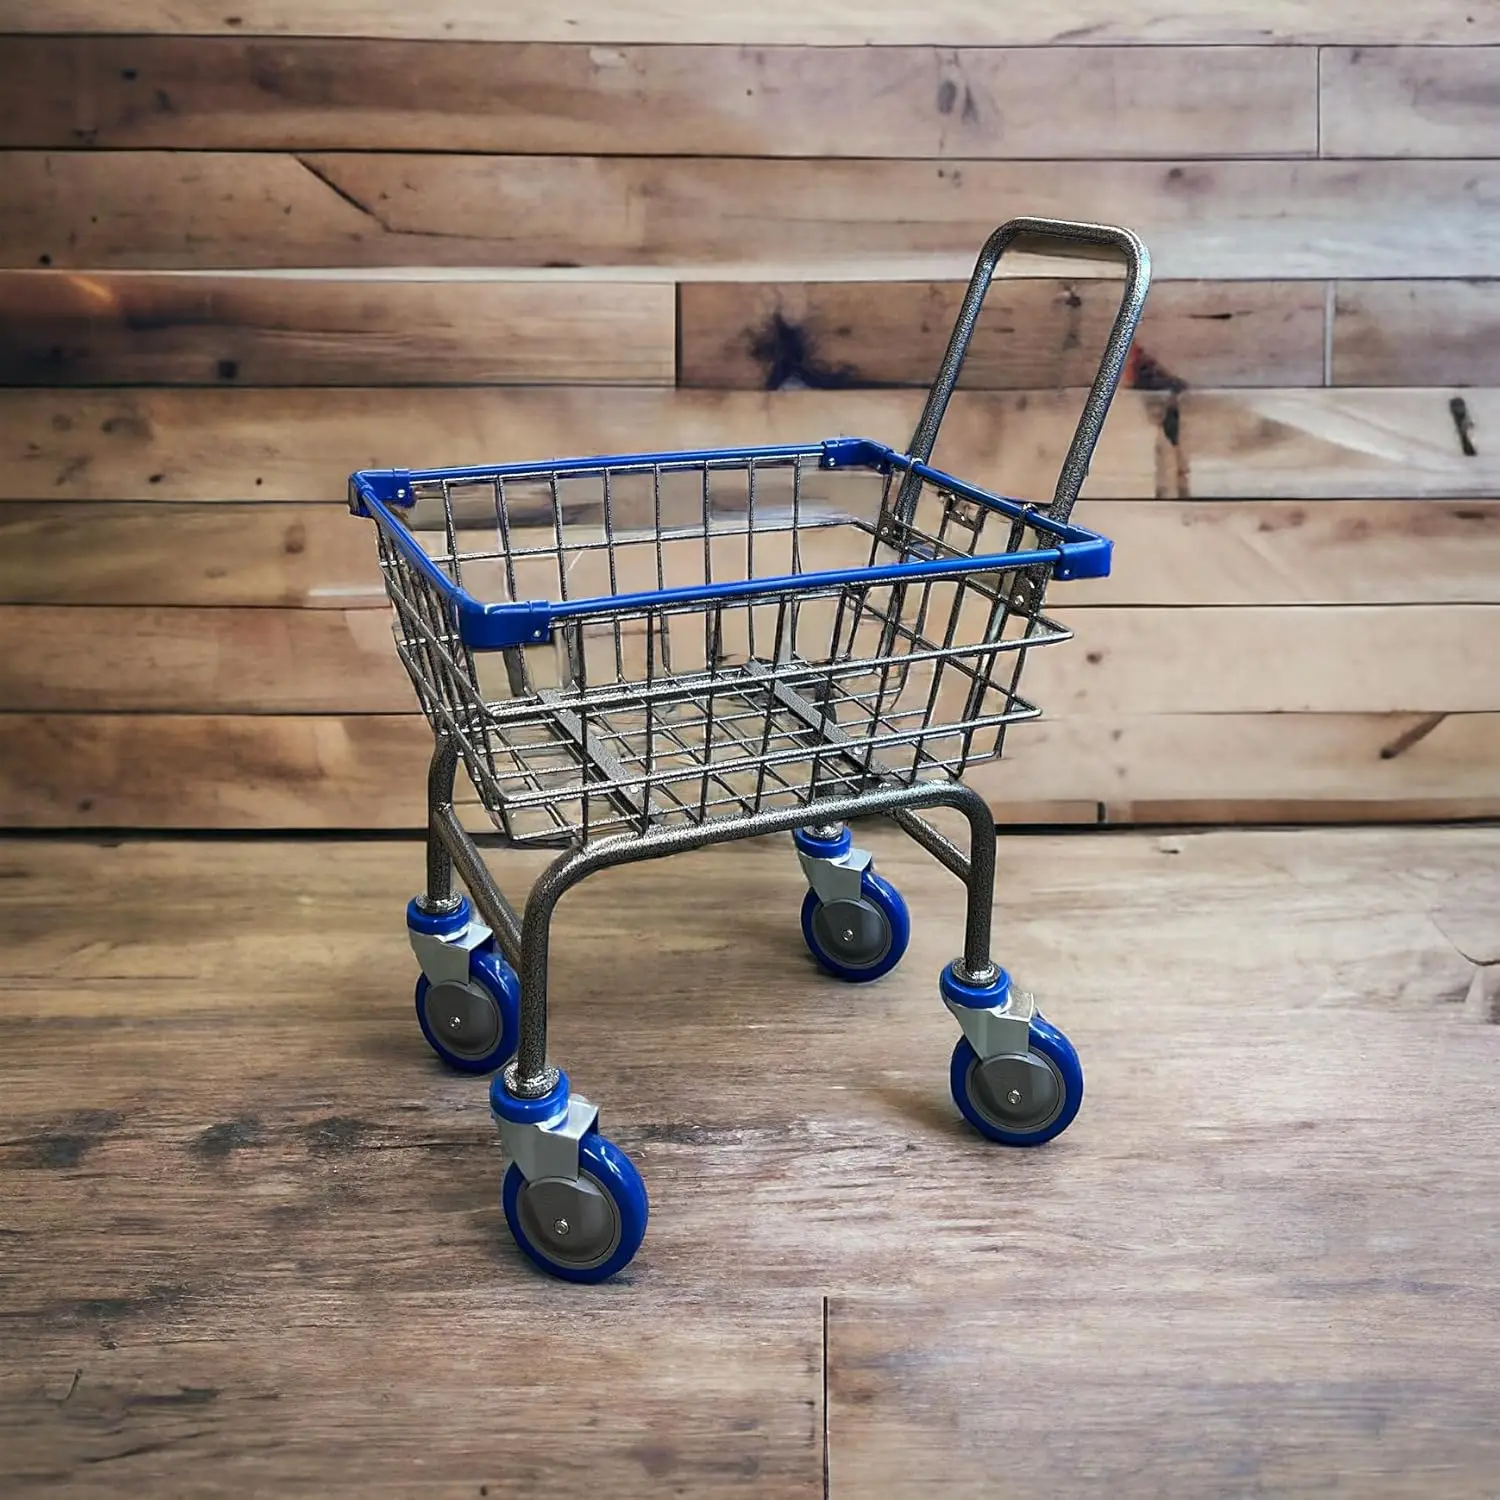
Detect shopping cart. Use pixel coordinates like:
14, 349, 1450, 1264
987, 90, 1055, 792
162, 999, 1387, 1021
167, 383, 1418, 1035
348, 216, 1149, 1282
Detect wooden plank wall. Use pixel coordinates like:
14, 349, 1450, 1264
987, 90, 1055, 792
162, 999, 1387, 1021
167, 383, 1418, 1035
0, 11, 1496, 830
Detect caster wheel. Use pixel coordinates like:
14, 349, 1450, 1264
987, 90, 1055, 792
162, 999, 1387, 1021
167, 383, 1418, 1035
801, 868, 910, 983
950, 1016, 1083, 1146
502, 1132, 648, 1284
414, 946, 519, 1074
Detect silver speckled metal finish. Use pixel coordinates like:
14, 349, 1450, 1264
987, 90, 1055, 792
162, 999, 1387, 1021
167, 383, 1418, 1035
498, 778, 998, 1094
902, 216, 1150, 528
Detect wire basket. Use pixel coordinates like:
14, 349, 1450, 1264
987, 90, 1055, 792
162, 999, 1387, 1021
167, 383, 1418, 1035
354, 438, 1109, 848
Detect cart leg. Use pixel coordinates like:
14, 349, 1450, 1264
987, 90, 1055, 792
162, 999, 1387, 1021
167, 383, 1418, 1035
502, 842, 590, 1101
419, 734, 463, 917
903, 789, 1084, 1149
403, 734, 524, 1074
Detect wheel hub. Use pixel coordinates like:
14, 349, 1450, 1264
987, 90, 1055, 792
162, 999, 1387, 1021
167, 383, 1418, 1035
422, 980, 501, 1060
966, 1050, 1065, 1135
515, 1171, 622, 1271
811, 897, 892, 970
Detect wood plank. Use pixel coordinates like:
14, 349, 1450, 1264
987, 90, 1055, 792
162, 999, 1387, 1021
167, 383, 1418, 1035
1332, 281, 1500, 388
0, 827, 828, 1496
4, 153, 1498, 278
0, 1, 1487, 45
7, 387, 1500, 505
1321, 44, 1500, 157
1072, 498, 1500, 607
1, 825, 1497, 1492
973, 709, 1500, 817
0, 38, 1317, 159
829, 1284, 1500, 1496
7, 499, 1500, 609
0, 503, 386, 608
0, 272, 675, 387
0, 387, 1162, 503
680, 279, 1327, 390
2, 604, 1493, 715
1179, 387, 1500, 499
3, 711, 1496, 830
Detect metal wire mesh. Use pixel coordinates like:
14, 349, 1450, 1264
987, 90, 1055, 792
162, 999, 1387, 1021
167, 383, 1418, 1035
372, 450, 1072, 848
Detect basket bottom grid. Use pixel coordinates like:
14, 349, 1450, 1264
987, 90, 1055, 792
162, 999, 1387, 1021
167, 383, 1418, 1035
440, 655, 1041, 848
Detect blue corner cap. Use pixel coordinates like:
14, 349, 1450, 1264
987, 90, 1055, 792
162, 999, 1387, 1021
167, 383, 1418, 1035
821, 437, 894, 471
455, 596, 554, 650
940, 961, 1012, 1010
1053, 534, 1113, 582
491, 1069, 570, 1126
348, 468, 415, 515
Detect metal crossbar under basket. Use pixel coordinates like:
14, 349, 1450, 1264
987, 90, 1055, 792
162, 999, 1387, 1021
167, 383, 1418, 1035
348, 216, 1150, 1283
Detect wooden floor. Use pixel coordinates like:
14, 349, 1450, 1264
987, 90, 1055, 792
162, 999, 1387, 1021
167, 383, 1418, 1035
1, 821, 1498, 1497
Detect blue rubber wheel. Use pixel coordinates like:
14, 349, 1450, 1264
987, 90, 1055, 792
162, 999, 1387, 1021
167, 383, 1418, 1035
950, 1016, 1084, 1146
414, 946, 520, 1074
502, 1131, 649, 1284
801, 869, 910, 983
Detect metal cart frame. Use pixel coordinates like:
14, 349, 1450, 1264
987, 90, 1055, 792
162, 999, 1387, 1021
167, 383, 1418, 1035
348, 216, 1150, 1282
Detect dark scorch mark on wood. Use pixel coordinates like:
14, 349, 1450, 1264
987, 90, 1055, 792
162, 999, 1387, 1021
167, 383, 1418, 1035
1450, 396, 1478, 457
1380, 713, 1447, 761
7, 1109, 124, 1170
749, 314, 862, 392
191, 1116, 266, 1159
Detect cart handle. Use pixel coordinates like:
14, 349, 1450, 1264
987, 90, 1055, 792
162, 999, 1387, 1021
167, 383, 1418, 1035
903, 216, 1151, 525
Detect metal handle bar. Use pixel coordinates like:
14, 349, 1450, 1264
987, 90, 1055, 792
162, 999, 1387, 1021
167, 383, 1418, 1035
904, 216, 1151, 525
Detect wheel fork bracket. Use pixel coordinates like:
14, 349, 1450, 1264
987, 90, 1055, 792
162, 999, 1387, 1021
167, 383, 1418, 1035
944, 986, 1038, 1061
798, 843, 872, 904
409, 918, 492, 987
496, 1094, 601, 1184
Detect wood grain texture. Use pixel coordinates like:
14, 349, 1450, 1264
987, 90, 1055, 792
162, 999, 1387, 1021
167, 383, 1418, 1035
970, 709, 1500, 820
0, 713, 436, 828
1332, 281, 1500, 387
0, 387, 1162, 502
5, 153, 1499, 277
0, 38, 1317, 158
1, 824, 1497, 1493
3, 711, 1495, 830
1177, 388, 1500, 499
1071, 498, 1500, 606
828, 1284, 1500, 1497
6, 500, 1499, 609
1321, 44, 1500, 157
6, 387, 1498, 504
0, 273, 676, 386
680, 279, 1327, 390
0, 1, 1488, 44
0, 503, 385, 608
3, 604, 1493, 715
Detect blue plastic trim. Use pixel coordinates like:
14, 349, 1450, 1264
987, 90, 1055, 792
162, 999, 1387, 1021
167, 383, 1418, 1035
349, 434, 1116, 652
348, 468, 413, 516
820, 436, 894, 471
405, 893, 473, 937
950, 1018, 1084, 1147
939, 960, 1012, 1010
792, 825, 853, 861
414, 947, 520, 1076
490, 1068, 570, 1126
502, 1133, 649, 1284
801, 869, 911, 984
